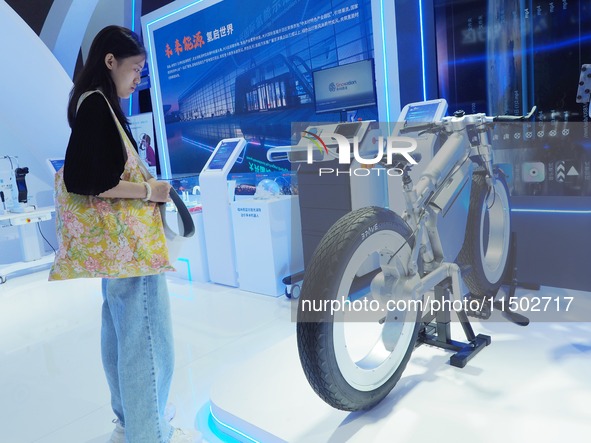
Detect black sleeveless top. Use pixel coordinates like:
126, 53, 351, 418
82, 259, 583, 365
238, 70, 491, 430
64, 93, 137, 196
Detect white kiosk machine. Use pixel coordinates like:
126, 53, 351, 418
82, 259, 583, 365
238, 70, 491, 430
199, 138, 247, 287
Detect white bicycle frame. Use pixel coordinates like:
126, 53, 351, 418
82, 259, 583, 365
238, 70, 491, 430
373, 111, 508, 311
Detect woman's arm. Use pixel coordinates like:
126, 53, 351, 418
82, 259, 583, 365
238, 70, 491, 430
98, 179, 171, 202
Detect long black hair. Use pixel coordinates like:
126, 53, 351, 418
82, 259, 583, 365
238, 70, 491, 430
67, 25, 145, 129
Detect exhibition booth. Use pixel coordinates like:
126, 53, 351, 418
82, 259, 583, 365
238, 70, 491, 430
1, 0, 591, 442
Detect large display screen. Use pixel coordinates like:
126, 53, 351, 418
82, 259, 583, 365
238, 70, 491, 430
312, 59, 377, 113
143, 0, 377, 177
434, 0, 591, 197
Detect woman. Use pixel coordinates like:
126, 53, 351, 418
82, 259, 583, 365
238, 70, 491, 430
49, 26, 201, 443
139, 133, 157, 167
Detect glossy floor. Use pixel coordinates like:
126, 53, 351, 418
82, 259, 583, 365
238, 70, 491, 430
1, 271, 590, 442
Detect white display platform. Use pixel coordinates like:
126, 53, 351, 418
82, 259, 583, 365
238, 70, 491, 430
210, 333, 350, 443
231, 196, 304, 297
209, 316, 591, 443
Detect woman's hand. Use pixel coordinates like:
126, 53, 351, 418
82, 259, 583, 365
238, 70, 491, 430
148, 179, 172, 203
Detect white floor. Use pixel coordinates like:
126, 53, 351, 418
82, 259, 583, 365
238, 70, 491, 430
1, 270, 590, 443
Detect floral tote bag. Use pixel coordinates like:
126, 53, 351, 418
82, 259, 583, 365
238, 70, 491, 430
49, 91, 174, 280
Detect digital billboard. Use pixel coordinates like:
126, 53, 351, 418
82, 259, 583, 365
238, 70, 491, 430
142, 0, 377, 177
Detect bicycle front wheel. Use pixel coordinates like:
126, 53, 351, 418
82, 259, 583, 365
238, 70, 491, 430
297, 206, 421, 411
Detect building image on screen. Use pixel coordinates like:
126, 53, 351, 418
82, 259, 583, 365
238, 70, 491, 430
145, 0, 378, 177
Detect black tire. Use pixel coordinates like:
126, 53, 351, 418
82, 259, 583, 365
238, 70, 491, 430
296, 206, 421, 411
457, 171, 511, 297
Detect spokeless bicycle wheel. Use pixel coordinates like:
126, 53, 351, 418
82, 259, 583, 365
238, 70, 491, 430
457, 171, 511, 296
297, 206, 421, 411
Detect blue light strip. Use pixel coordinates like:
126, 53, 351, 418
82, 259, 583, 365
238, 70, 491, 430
379, 0, 390, 122
511, 208, 591, 215
131, 0, 136, 32
448, 33, 591, 67
144, 31, 165, 172
177, 257, 192, 281
181, 136, 216, 151
519, 0, 528, 115
148, 0, 206, 27
209, 405, 260, 443
128, 0, 137, 116
418, 0, 427, 100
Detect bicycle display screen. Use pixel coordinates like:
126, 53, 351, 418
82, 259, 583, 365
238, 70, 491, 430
405, 102, 442, 123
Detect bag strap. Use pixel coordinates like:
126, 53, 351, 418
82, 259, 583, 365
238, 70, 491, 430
76, 89, 195, 237
78, 90, 147, 173
167, 190, 195, 237
76, 90, 99, 113
93, 89, 195, 237
79, 90, 195, 238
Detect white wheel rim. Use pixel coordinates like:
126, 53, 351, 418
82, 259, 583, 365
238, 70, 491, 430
479, 180, 510, 283
331, 230, 416, 391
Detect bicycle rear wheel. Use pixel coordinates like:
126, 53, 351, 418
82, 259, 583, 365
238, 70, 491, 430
457, 171, 511, 296
297, 206, 421, 411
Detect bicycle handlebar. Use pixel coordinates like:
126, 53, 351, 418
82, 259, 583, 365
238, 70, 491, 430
492, 106, 537, 122
399, 106, 537, 134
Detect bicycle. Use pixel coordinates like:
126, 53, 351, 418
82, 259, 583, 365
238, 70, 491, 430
294, 100, 536, 411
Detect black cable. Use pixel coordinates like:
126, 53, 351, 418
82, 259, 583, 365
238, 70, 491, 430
485, 179, 497, 210
37, 222, 56, 254
385, 212, 423, 267
1, 155, 16, 172
468, 123, 498, 210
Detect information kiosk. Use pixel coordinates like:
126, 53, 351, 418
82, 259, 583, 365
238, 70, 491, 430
199, 138, 247, 287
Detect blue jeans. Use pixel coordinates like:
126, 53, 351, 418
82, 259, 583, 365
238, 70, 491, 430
101, 274, 174, 443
